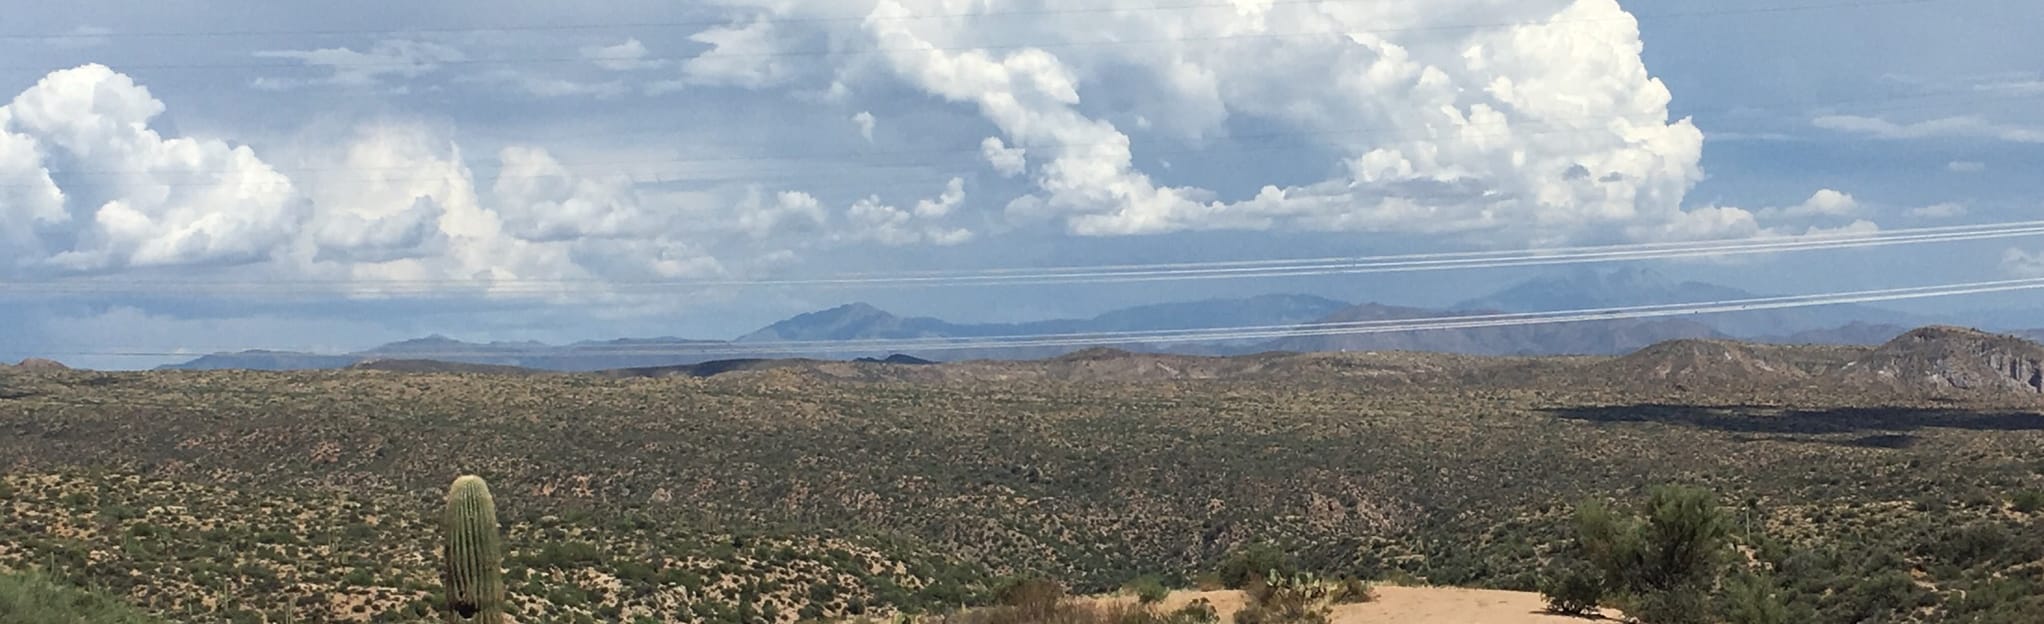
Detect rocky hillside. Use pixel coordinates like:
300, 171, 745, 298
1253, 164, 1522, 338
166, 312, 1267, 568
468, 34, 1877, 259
1836, 326, 2044, 394
1587, 339, 1865, 393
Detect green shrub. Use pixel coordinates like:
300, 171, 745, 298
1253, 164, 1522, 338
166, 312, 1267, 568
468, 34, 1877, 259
2010, 490, 2044, 514
1232, 571, 1332, 624
1552, 486, 1730, 623
1628, 587, 1711, 624
991, 577, 1064, 615
1127, 575, 1170, 604
1217, 544, 1293, 590
1723, 572, 1788, 624
1331, 577, 1374, 604
1578, 486, 1727, 594
0, 570, 161, 623
1539, 560, 1604, 616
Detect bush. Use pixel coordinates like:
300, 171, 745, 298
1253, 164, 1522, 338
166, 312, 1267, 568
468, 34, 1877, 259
1127, 575, 1170, 604
1233, 572, 1332, 624
1723, 572, 1788, 624
1539, 561, 1605, 616
1331, 577, 1374, 604
1551, 486, 1731, 623
0, 570, 162, 623
1628, 587, 1711, 624
1577, 486, 1727, 594
2009, 490, 2044, 514
1166, 599, 1220, 624
991, 577, 1064, 615
1217, 544, 1293, 590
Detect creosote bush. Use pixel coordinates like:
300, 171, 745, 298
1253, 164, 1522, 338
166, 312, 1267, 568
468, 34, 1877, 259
1544, 485, 1734, 624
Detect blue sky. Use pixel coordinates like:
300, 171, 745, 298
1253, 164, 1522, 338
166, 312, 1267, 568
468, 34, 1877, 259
0, 0, 2040, 368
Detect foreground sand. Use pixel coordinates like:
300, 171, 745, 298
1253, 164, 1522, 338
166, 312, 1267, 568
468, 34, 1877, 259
1105, 587, 1620, 624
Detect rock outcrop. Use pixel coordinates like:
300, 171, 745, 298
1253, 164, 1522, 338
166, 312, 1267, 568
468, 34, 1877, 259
1834, 326, 2044, 394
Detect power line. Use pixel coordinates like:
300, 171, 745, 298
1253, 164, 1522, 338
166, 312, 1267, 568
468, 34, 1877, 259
0, 0, 1416, 41
13, 86, 2032, 191
0, 0, 1948, 70
22, 275, 2044, 359
0, 0, 1940, 42
5, 220, 2039, 296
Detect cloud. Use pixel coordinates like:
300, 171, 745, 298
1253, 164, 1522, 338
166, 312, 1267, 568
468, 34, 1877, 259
676, 16, 792, 89
490, 146, 649, 241
312, 196, 449, 263
1908, 202, 1968, 219
471, 69, 627, 98
582, 38, 664, 71
981, 137, 1026, 177
842, 177, 974, 246
2005, 248, 2044, 277
847, 0, 1720, 241
733, 188, 828, 239
0, 64, 304, 274
852, 111, 875, 141
292, 123, 730, 295
253, 39, 465, 90
1757, 189, 1859, 219
1813, 114, 2044, 143
1947, 160, 1986, 173
1798, 219, 1880, 237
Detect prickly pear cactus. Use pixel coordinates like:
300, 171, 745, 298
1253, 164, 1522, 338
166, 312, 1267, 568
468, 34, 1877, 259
442, 475, 505, 623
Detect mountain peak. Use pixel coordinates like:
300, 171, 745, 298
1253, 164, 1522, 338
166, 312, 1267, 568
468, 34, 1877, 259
736, 302, 929, 343
818, 302, 891, 318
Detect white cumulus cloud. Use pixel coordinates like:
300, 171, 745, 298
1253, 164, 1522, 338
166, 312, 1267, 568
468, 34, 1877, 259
676, 16, 792, 89
1758, 189, 1859, 219
734, 188, 829, 240
836, 0, 1725, 242
491, 146, 649, 242
980, 137, 1026, 177
0, 64, 303, 274
842, 177, 974, 246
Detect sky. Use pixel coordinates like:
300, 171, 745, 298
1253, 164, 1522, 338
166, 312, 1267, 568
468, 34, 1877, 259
0, 0, 2040, 369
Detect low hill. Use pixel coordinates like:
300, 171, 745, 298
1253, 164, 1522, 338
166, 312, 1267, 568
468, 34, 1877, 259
1588, 339, 1865, 393
346, 359, 548, 375
162, 350, 364, 371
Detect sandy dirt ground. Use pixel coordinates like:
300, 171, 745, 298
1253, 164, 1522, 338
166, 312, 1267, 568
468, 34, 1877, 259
1112, 587, 1622, 624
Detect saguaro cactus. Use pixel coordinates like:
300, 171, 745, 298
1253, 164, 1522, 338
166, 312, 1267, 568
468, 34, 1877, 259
442, 475, 505, 623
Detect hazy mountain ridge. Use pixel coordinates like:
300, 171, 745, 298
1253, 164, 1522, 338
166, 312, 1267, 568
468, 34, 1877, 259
1269, 301, 1729, 356
154, 271, 1972, 371
160, 295, 1354, 371
1454, 267, 1931, 337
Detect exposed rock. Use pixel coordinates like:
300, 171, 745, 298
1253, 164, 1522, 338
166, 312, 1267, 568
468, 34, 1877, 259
13, 358, 70, 371
1834, 326, 2044, 395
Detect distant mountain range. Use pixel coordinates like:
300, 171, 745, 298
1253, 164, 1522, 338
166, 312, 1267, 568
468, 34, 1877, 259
1452, 267, 1931, 337
1269, 302, 1726, 356
156, 269, 2030, 372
